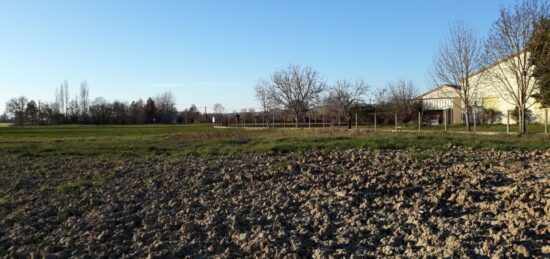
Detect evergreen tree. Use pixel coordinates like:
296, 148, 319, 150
528, 18, 550, 107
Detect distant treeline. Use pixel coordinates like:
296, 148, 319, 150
2, 81, 207, 125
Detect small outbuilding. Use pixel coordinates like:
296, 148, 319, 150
418, 84, 463, 125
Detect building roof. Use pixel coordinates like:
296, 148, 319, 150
467, 50, 527, 79
417, 84, 460, 99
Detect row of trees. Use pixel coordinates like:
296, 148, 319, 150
254, 64, 420, 129
430, 0, 549, 133
3, 82, 179, 125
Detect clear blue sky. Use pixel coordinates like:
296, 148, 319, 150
0, 0, 515, 113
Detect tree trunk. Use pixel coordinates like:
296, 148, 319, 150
519, 107, 526, 134
464, 109, 471, 132
348, 116, 352, 129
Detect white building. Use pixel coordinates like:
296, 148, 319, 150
418, 84, 463, 125
419, 53, 548, 125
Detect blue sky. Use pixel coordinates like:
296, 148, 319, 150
0, 0, 515, 113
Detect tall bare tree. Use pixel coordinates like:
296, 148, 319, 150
63, 80, 69, 115
386, 80, 419, 123
254, 78, 274, 127
56, 85, 63, 115
326, 79, 369, 129
268, 64, 326, 127
213, 103, 225, 125
431, 20, 485, 131
485, 0, 549, 133
80, 80, 90, 122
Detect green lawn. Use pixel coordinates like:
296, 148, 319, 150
0, 124, 548, 158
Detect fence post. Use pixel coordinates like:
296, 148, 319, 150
545, 108, 548, 134
395, 113, 398, 131
323, 114, 325, 128
418, 112, 421, 132
507, 110, 510, 134
355, 113, 358, 129
444, 109, 447, 132
295, 115, 298, 128
309, 116, 311, 128
473, 107, 477, 134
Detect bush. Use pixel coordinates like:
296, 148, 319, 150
511, 107, 534, 123
482, 109, 503, 124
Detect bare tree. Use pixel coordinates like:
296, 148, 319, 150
386, 80, 420, 123
89, 97, 111, 124
56, 85, 63, 115
431, 20, 485, 131
80, 81, 90, 122
5, 96, 28, 125
213, 103, 225, 125
213, 103, 225, 114
67, 98, 80, 123
63, 80, 69, 115
484, 0, 549, 133
268, 64, 326, 127
326, 79, 369, 129
155, 92, 177, 123
254, 78, 274, 127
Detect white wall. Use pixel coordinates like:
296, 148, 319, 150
469, 53, 546, 124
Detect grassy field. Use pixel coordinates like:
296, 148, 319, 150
256, 122, 548, 133
0, 124, 548, 158
359, 123, 548, 133
1, 124, 548, 257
